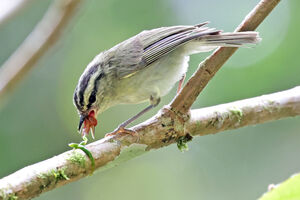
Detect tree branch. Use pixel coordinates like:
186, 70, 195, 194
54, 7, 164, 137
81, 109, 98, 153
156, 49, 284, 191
0, 0, 82, 101
0, 0, 285, 199
0, 86, 299, 200
170, 0, 281, 114
187, 86, 300, 136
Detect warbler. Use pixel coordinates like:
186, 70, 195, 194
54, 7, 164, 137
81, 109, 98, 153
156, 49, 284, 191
73, 22, 260, 138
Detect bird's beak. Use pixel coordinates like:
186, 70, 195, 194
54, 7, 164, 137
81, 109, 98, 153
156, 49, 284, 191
78, 114, 87, 132
90, 126, 95, 139
77, 110, 98, 138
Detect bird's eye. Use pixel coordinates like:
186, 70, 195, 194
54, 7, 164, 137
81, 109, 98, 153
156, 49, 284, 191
88, 91, 96, 104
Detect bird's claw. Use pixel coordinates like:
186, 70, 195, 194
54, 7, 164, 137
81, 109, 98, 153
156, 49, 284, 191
105, 126, 137, 138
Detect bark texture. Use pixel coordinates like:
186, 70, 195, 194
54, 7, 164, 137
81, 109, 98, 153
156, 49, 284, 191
0, 0, 287, 199
1, 86, 299, 200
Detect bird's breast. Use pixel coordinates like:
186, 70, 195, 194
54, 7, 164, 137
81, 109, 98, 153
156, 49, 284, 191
109, 49, 190, 105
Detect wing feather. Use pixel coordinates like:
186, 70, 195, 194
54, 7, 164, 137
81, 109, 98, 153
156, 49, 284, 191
111, 22, 259, 79
113, 22, 219, 78
142, 27, 219, 65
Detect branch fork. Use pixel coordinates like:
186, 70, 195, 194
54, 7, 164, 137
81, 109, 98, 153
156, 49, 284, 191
1, 0, 293, 200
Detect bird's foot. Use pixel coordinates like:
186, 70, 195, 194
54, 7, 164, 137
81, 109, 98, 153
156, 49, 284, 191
105, 126, 137, 138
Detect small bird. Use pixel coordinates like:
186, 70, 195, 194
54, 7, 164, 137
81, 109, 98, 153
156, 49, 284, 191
73, 22, 260, 138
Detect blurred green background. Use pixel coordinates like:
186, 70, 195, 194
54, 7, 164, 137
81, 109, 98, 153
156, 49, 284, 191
0, 0, 299, 199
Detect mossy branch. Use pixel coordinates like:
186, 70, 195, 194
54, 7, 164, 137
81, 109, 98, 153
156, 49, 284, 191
1, 86, 299, 200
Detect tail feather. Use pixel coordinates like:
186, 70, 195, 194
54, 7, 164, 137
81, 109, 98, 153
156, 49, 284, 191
202, 32, 261, 47
143, 23, 261, 61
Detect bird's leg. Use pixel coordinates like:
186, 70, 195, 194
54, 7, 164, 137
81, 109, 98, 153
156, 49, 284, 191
105, 105, 154, 137
177, 74, 186, 94
105, 96, 161, 137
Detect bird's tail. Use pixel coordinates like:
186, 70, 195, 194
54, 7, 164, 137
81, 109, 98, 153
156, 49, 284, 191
202, 31, 261, 47
184, 30, 261, 54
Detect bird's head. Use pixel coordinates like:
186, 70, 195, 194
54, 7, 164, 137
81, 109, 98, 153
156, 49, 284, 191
73, 58, 105, 138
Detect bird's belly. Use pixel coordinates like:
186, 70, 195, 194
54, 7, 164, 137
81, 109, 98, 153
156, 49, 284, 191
115, 51, 189, 104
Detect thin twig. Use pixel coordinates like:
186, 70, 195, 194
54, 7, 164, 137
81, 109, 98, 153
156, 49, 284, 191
0, 86, 299, 200
170, 0, 281, 114
0, 0, 82, 100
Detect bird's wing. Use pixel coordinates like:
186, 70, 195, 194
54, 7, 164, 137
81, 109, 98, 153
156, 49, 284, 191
113, 23, 219, 78
141, 23, 220, 65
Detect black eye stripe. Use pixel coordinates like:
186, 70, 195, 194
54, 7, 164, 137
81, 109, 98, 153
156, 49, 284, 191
78, 63, 99, 107
89, 91, 96, 104
86, 72, 105, 110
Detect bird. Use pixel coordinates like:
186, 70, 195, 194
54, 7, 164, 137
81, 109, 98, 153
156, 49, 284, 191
73, 22, 260, 138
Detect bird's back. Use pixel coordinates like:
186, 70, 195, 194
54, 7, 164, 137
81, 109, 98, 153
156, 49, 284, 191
84, 23, 260, 110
